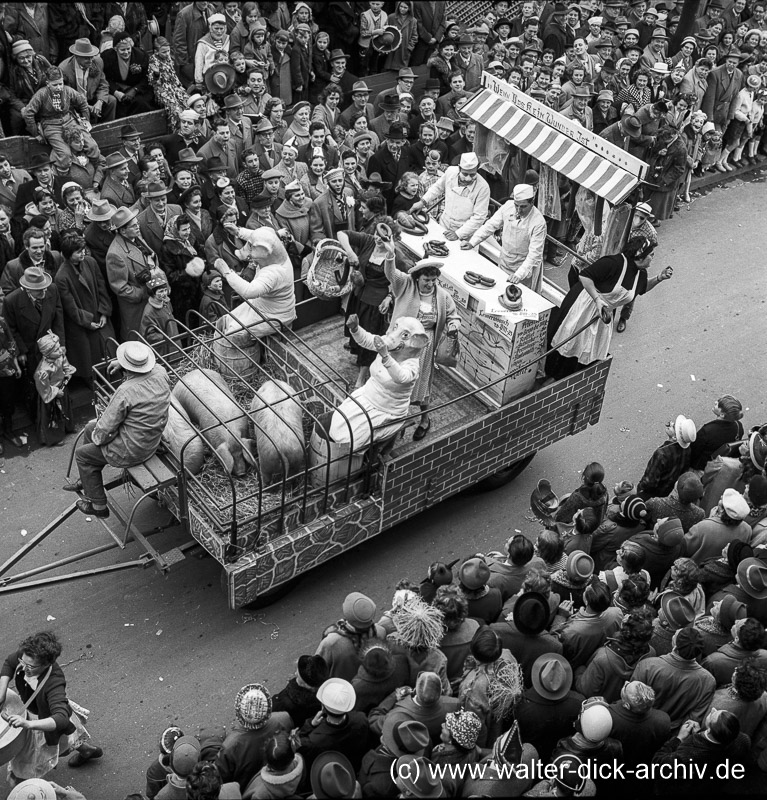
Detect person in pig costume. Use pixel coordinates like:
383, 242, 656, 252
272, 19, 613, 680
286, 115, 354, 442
330, 314, 430, 451
212, 226, 296, 338
65, 342, 170, 517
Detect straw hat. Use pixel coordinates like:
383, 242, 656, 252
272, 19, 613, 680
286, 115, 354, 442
116, 341, 156, 373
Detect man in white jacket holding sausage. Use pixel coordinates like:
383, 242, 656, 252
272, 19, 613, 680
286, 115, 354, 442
410, 152, 491, 241
461, 183, 548, 292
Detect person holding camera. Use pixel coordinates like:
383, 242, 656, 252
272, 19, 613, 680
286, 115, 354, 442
106, 206, 163, 341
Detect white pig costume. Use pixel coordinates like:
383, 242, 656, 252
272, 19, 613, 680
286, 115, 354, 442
330, 317, 428, 449
215, 227, 296, 338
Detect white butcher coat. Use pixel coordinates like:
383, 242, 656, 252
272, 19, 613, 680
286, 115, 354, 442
420, 166, 491, 240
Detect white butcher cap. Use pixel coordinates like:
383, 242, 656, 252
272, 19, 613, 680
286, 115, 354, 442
459, 153, 479, 172
513, 183, 535, 201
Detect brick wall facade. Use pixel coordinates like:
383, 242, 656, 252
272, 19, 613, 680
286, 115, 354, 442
381, 359, 612, 530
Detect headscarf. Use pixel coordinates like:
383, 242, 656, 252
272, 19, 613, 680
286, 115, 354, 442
163, 214, 197, 257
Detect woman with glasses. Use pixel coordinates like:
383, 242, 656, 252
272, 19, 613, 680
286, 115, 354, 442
0, 631, 102, 784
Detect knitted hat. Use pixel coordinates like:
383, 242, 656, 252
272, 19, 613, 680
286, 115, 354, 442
445, 710, 482, 750
673, 627, 704, 659
342, 592, 376, 630
655, 517, 684, 546
677, 473, 704, 504
621, 495, 648, 522
298, 654, 328, 688
415, 672, 442, 707
620, 680, 655, 713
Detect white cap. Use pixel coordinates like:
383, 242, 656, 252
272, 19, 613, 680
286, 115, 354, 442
317, 678, 356, 714
588, 16, 604, 24
208, 13, 226, 25
179, 109, 200, 122
459, 152, 479, 171
722, 488, 750, 521
513, 183, 535, 201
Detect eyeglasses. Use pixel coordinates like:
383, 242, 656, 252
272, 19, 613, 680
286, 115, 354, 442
19, 656, 41, 669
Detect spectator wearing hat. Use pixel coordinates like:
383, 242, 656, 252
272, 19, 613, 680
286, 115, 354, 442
83, 199, 116, 271
100, 152, 136, 209
308, 166, 355, 244
325, 48, 358, 104
702, 49, 747, 133
490, 591, 564, 687
553, 580, 623, 669
216, 683, 294, 792
609, 680, 671, 766
430, 710, 487, 792
67, 340, 169, 515
138, 183, 182, 258
590, 495, 649, 571
702, 617, 767, 686
553, 698, 623, 793
102, 32, 154, 118
157, 213, 205, 328
54, 231, 115, 385
710, 556, 767, 627
254, 116, 285, 170
3, 265, 65, 419
371, 670, 461, 743
198, 117, 240, 182
7, 39, 52, 136
542, 3, 571, 60
647, 473, 706, 534
515, 653, 585, 761
683, 488, 753, 565
594, 88, 619, 133
624, 515, 685, 588
632, 627, 715, 732
11, 154, 64, 230
155, 734, 201, 799
550, 550, 596, 610
651, 708, 751, 795
315, 592, 385, 682
194, 13, 231, 85
454, 35, 484, 91
296, 678, 369, 771
359, 718, 429, 796
459, 557, 503, 624
213, 176, 250, 228
221, 94, 253, 162
106, 205, 160, 340
372, 67, 416, 115
273, 142, 310, 196
637, 416, 697, 501
270, 654, 329, 726
339, 81, 375, 130
696, 591, 749, 656
158, 111, 206, 169
463, 183, 547, 291
650, 591, 696, 656
59, 38, 116, 123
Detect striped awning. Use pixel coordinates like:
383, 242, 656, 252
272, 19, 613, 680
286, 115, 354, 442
464, 88, 643, 205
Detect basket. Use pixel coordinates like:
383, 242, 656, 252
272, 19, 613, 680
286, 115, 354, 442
306, 239, 353, 300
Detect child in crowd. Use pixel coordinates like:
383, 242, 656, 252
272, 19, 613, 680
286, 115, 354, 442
199, 273, 227, 325
140, 275, 180, 356
33, 331, 76, 447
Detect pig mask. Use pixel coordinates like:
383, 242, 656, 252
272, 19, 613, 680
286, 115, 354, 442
378, 317, 429, 359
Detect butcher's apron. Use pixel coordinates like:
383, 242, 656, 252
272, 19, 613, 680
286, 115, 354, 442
552, 255, 639, 365
440, 185, 475, 232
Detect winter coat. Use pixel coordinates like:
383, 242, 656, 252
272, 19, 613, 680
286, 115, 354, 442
702, 642, 767, 687
637, 440, 693, 500
608, 701, 671, 765
242, 754, 304, 800
316, 621, 385, 682
683, 515, 753, 565
575, 642, 656, 701
646, 489, 705, 533
590, 517, 647, 570
270, 677, 321, 727
159, 237, 205, 328
554, 607, 624, 670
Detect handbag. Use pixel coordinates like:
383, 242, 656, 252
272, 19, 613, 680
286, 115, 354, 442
435, 333, 459, 368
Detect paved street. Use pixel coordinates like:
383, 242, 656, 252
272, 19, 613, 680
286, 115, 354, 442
0, 176, 765, 798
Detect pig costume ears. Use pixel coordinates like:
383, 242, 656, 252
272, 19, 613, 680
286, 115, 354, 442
389, 317, 430, 350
